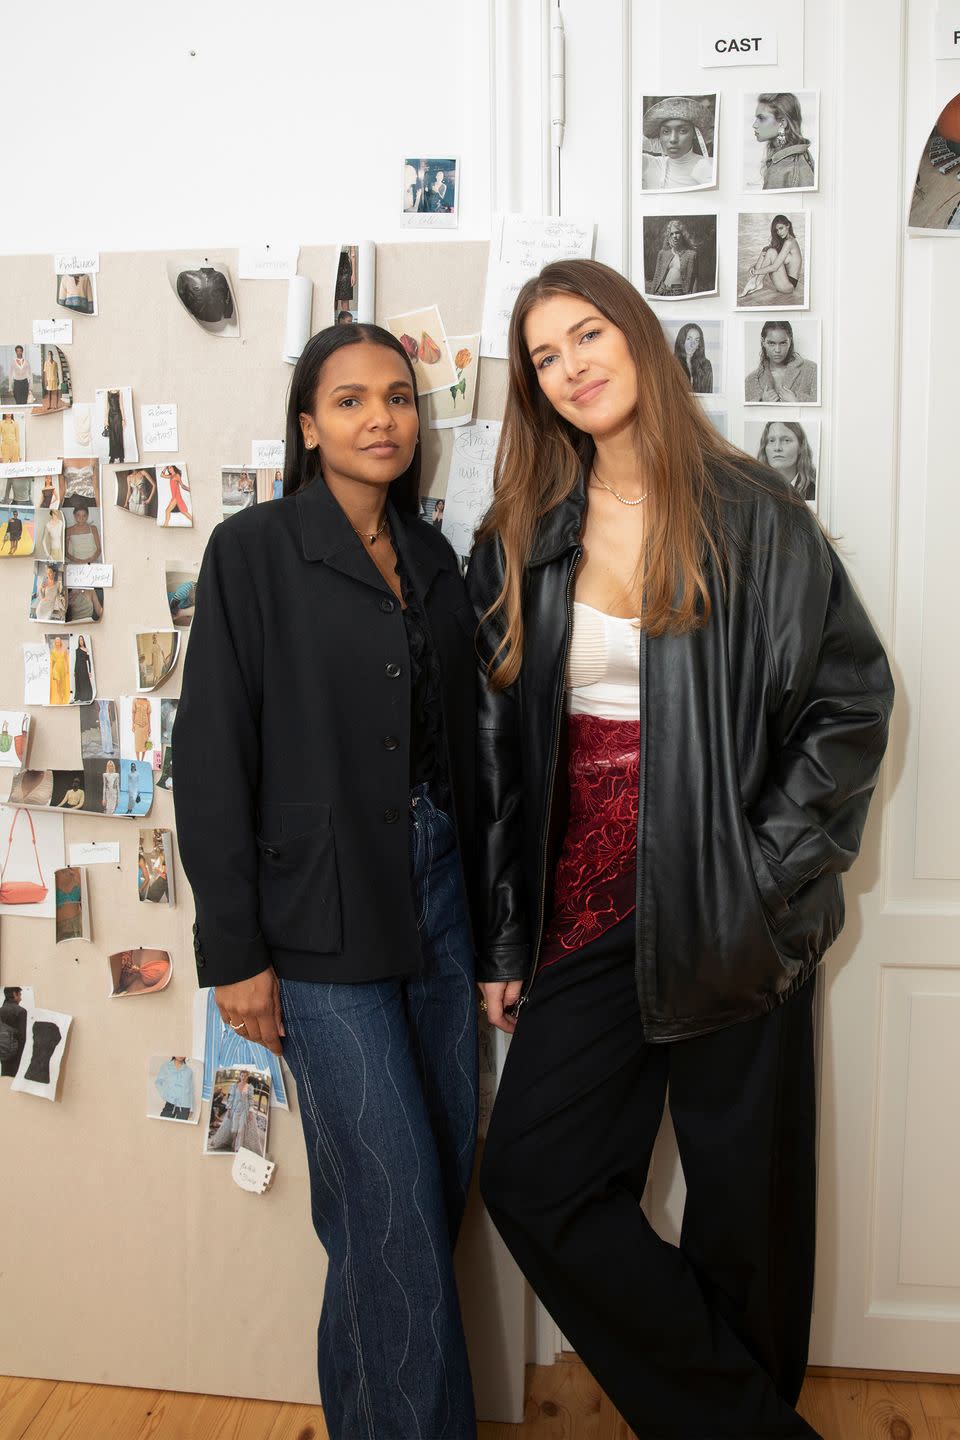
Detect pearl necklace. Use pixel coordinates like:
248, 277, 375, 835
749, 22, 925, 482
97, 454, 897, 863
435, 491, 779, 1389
590, 468, 649, 507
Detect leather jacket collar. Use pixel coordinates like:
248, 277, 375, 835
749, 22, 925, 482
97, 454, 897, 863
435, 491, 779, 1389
528, 471, 588, 567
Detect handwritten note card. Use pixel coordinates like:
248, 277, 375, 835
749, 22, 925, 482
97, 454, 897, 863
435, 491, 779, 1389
232, 1147, 277, 1193
238, 246, 300, 280
441, 421, 502, 559
65, 563, 113, 589
69, 841, 120, 866
23, 643, 49, 706
33, 319, 73, 345
480, 214, 595, 359
55, 252, 99, 275
0, 459, 62, 479
251, 440, 285, 468
141, 404, 179, 453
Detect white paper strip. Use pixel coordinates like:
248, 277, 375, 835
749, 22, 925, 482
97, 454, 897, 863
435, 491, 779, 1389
69, 841, 120, 866
33, 319, 73, 345
238, 245, 300, 280
55, 252, 99, 275
0, 459, 62, 478
251, 440, 285, 468
480, 214, 595, 359
282, 275, 313, 365
441, 420, 502, 558
66, 563, 113, 589
141, 404, 179, 453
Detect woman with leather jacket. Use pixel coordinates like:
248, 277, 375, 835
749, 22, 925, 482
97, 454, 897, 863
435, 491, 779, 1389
467, 259, 893, 1439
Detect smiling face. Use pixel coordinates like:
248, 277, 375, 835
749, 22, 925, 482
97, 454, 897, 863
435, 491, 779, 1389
764, 422, 801, 471
762, 327, 792, 364
683, 328, 702, 358
524, 292, 638, 442
299, 343, 419, 494
753, 102, 779, 141
658, 119, 694, 159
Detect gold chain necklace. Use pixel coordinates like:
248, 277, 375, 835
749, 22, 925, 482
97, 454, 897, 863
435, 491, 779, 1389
590, 468, 649, 507
352, 515, 389, 545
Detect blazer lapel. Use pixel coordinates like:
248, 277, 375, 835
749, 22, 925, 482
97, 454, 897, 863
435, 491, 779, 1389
390, 505, 448, 605
296, 478, 392, 595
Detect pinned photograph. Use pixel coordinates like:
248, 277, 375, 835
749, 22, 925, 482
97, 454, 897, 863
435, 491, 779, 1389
0, 712, 30, 768
57, 271, 97, 316
1, 470, 34, 506
1, 985, 33, 1079
333, 241, 375, 325
62, 402, 94, 456
63, 498, 103, 565
115, 466, 158, 520
425, 334, 481, 429
221, 466, 257, 518
81, 698, 120, 760
158, 744, 173, 792
108, 947, 172, 998
165, 564, 198, 628
743, 318, 821, 405
1, 344, 41, 407
742, 91, 819, 193
34, 504, 65, 562
55, 865, 90, 944
640, 95, 718, 192
122, 694, 161, 764
138, 827, 175, 905
0, 411, 26, 464
46, 633, 96, 706
135, 631, 180, 692
10, 1007, 72, 1100
28, 562, 67, 623
6, 769, 55, 809
156, 464, 192, 527
0, 803, 64, 920
420, 497, 445, 528
401, 157, 459, 228
168, 257, 240, 338
62, 457, 100, 510
660, 318, 723, 395
0, 505, 35, 557
736, 212, 809, 310
160, 698, 178, 756
909, 92, 960, 232
148, 1055, 202, 1124
744, 418, 820, 506
31, 346, 72, 416
204, 1065, 271, 1156
89, 756, 152, 818
195, 986, 288, 1109
643, 215, 718, 300
701, 407, 729, 440
384, 304, 458, 395
65, 587, 104, 624
50, 771, 87, 810
94, 386, 138, 465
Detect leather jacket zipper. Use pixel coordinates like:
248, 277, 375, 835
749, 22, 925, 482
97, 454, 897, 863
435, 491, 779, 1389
634, 628, 651, 1029
516, 544, 582, 1010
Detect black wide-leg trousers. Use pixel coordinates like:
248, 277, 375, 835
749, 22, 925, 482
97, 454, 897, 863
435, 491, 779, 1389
480, 916, 822, 1440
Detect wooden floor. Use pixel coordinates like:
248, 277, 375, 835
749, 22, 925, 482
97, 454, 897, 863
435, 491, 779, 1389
2, 1362, 960, 1439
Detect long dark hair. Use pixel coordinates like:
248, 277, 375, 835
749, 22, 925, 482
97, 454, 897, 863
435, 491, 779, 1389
283, 324, 421, 512
769, 214, 796, 251
758, 319, 796, 365
673, 323, 713, 394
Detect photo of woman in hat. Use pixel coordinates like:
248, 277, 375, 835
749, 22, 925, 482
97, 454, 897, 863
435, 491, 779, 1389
641, 94, 717, 191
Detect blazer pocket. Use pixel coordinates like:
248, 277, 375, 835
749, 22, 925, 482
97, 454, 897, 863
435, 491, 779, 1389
256, 804, 342, 954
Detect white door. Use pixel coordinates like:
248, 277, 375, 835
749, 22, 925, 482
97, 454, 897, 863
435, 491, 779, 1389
547, 0, 960, 1372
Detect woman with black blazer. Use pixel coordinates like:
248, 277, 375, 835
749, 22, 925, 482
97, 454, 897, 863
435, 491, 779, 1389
173, 324, 479, 1439
467, 260, 894, 1438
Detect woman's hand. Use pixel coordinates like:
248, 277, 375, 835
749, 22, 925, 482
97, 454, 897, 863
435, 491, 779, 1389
480, 979, 524, 1035
215, 967, 285, 1056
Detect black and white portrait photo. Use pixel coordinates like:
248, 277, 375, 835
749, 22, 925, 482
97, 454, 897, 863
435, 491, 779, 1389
660, 318, 723, 394
640, 95, 718, 192
643, 215, 718, 301
743, 318, 821, 406
743, 418, 820, 506
908, 92, 960, 232
742, 91, 819, 193
736, 212, 810, 310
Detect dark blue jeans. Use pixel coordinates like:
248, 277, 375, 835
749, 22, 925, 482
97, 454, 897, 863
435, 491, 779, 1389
280, 784, 478, 1440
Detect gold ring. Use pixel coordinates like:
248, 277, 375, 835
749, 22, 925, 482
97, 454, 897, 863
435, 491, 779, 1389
229, 1020, 246, 1030
478, 998, 488, 1013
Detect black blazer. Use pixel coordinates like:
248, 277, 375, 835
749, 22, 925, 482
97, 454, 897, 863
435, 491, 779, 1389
173, 480, 478, 989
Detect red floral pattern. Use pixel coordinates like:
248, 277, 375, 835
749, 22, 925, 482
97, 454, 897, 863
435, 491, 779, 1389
538, 712, 639, 970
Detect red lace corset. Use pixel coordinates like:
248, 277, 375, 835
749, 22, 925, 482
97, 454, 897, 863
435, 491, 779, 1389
538, 712, 639, 969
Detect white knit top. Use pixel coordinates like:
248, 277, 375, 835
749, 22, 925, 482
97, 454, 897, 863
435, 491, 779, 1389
566, 601, 642, 720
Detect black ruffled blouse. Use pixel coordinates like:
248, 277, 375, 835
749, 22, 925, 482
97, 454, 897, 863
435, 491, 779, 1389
394, 550, 451, 811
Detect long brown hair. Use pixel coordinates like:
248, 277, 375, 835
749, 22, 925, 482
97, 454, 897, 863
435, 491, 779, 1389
476, 258, 763, 688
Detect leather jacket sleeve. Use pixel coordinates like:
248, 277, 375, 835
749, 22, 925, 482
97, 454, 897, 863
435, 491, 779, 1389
172, 522, 271, 988
743, 509, 895, 925
465, 537, 530, 983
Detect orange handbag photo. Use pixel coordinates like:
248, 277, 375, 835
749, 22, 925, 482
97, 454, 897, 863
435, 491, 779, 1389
0, 807, 49, 905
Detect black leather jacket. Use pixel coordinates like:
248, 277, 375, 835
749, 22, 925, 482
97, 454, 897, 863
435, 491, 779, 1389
466, 467, 894, 1041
